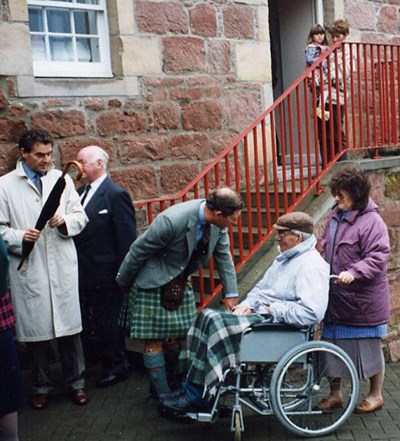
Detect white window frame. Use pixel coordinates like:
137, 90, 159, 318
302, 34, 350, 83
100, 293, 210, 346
27, 0, 112, 78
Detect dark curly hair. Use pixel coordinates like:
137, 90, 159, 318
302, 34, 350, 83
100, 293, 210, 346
329, 166, 370, 211
18, 129, 53, 153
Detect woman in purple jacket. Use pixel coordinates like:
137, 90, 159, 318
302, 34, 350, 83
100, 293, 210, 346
318, 166, 390, 414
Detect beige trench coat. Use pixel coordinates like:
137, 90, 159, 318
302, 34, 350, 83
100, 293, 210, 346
0, 161, 88, 342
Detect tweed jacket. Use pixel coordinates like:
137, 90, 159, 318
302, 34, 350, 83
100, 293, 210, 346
116, 199, 238, 296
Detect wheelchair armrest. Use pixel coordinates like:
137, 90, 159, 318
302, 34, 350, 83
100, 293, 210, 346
249, 322, 311, 333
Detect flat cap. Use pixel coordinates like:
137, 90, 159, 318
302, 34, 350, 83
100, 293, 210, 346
273, 212, 314, 234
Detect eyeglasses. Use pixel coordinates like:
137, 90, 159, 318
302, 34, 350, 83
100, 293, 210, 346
276, 230, 295, 239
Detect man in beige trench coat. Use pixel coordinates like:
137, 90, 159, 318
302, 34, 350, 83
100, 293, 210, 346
0, 129, 89, 410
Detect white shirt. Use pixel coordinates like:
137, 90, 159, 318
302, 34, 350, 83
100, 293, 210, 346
81, 173, 107, 208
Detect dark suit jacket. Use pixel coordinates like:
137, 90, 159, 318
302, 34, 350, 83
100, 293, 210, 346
74, 177, 136, 291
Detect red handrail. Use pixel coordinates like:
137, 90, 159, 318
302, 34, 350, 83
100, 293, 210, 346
135, 41, 400, 310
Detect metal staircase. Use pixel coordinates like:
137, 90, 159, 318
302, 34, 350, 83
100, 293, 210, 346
136, 40, 400, 310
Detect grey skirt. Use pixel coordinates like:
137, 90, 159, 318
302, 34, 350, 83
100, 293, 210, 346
320, 336, 384, 379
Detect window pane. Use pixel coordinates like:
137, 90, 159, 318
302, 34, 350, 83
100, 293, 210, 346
76, 0, 99, 4
31, 35, 47, 61
28, 7, 44, 32
76, 37, 99, 62
47, 9, 71, 34
74, 10, 97, 35
49, 36, 73, 61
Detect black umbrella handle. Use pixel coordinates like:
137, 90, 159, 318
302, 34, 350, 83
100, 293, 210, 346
62, 160, 83, 180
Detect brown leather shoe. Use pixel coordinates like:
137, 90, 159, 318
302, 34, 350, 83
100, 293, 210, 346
71, 389, 89, 406
29, 393, 49, 410
355, 398, 384, 414
316, 395, 343, 411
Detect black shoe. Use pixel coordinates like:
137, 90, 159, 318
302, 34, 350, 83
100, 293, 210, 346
159, 391, 208, 415
96, 367, 129, 388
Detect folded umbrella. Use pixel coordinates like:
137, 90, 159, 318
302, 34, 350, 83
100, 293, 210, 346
17, 160, 83, 271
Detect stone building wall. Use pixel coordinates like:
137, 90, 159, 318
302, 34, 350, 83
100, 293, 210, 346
369, 167, 400, 361
0, 0, 271, 202
344, 0, 400, 43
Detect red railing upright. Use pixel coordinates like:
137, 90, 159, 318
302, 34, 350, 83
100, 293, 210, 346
136, 41, 400, 309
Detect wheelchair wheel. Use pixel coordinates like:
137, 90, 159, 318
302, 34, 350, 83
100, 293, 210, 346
270, 341, 358, 437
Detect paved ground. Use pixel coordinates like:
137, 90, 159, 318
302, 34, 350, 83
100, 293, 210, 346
18, 357, 400, 441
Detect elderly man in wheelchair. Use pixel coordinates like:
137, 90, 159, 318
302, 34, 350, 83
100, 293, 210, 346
159, 212, 359, 438
161, 210, 329, 410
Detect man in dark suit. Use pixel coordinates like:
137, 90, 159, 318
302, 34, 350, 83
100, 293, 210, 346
74, 146, 136, 387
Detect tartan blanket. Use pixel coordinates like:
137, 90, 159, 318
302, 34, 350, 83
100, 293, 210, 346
184, 308, 264, 398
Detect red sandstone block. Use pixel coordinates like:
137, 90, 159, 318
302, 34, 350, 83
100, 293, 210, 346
222, 5, 254, 39
84, 98, 106, 111
163, 37, 206, 73
108, 99, 122, 108
208, 40, 231, 74
346, 2, 376, 30
32, 110, 86, 137
377, 5, 399, 34
170, 87, 203, 101
144, 77, 184, 88
152, 102, 180, 130
169, 134, 208, 160
44, 99, 74, 108
0, 89, 9, 110
96, 111, 146, 136
119, 135, 168, 164
182, 101, 222, 131
190, 4, 217, 37
187, 77, 220, 87
111, 166, 158, 200
7, 79, 16, 97
136, 0, 188, 35
0, 143, 20, 176
0, 117, 27, 142
160, 163, 199, 194
222, 89, 262, 128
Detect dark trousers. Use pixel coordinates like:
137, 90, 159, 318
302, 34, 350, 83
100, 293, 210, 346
318, 103, 346, 164
27, 334, 85, 394
80, 284, 127, 370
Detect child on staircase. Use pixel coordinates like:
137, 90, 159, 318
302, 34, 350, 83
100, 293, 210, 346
305, 24, 330, 121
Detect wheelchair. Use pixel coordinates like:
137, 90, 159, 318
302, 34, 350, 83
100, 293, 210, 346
184, 321, 359, 439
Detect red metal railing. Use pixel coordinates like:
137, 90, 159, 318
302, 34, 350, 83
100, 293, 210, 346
136, 41, 400, 309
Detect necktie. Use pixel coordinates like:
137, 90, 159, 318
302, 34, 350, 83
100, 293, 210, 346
80, 184, 91, 206
33, 174, 42, 194
197, 223, 210, 250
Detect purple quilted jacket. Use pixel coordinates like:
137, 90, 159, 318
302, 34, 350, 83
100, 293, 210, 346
320, 198, 390, 326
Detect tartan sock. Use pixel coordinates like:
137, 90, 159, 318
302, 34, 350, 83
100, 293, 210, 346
143, 352, 171, 396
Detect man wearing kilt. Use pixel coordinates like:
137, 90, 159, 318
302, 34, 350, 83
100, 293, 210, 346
117, 187, 243, 398
160, 212, 330, 415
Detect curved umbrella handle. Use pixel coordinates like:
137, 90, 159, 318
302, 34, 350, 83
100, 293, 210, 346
61, 160, 83, 180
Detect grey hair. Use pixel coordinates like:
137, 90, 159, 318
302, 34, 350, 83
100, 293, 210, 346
92, 148, 109, 169
291, 229, 312, 241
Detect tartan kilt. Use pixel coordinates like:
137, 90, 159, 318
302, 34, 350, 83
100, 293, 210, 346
119, 281, 197, 340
